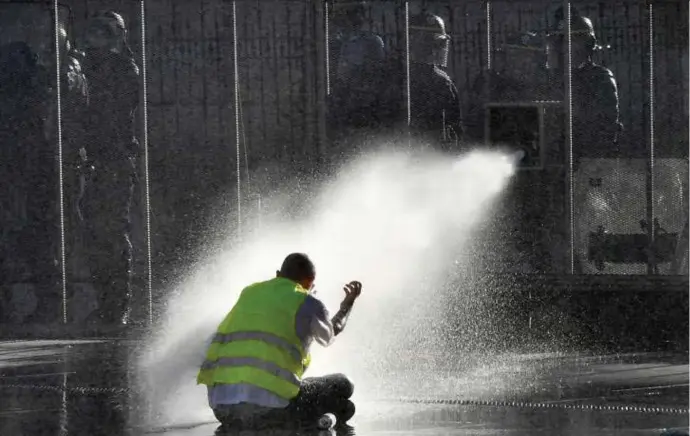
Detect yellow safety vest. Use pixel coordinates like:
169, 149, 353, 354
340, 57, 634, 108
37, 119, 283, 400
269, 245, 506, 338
197, 277, 312, 400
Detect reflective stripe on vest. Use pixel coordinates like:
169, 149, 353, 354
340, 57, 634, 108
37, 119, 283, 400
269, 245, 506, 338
203, 337, 303, 377
200, 356, 300, 386
212, 331, 302, 363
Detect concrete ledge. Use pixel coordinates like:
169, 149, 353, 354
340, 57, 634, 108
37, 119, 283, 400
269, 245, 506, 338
498, 273, 689, 292
0, 323, 147, 341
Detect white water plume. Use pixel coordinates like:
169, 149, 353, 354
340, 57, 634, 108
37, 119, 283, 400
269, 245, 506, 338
136, 147, 516, 424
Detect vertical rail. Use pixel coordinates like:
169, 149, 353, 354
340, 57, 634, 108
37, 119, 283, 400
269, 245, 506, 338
54, 0, 67, 323
324, 0, 331, 96
140, 0, 154, 325
486, 0, 492, 71
59, 369, 68, 435
404, 1, 411, 130
232, 1, 242, 238
316, 0, 328, 163
483, 1, 492, 147
564, 1, 575, 275
646, 2, 656, 274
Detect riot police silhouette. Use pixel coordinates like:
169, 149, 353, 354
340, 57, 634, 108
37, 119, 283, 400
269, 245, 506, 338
81, 10, 140, 326
378, 10, 463, 150
326, 1, 387, 157
329, 1, 384, 85
546, 7, 623, 161
0, 41, 55, 322
0, 7, 91, 323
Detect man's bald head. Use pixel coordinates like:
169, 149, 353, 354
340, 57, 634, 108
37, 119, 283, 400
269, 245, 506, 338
277, 253, 316, 289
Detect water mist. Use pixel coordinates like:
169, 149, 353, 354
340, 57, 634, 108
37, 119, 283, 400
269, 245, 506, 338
136, 146, 518, 425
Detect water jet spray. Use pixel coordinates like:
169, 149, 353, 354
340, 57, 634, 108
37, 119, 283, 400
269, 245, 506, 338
137, 147, 517, 425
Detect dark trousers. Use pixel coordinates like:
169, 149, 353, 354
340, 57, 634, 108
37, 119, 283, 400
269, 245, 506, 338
83, 160, 135, 325
213, 374, 355, 430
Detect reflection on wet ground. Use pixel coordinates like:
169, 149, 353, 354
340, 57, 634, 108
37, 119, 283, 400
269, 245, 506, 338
0, 340, 688, 435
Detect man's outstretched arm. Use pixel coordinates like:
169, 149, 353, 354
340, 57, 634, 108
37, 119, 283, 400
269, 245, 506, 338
332, 281, 361, 335
310, 281, 362, 346
331, 304, 353, 336
309, 303, 351, 346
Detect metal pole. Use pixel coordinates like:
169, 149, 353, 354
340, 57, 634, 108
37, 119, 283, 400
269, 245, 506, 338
316, 0, 328, 165
232, 0, 242, 240
140, 0, 154, 326
483, 1, 492, 146
646, 2, 656, 274
486, 0, 492, 72
404, 1, 411, 144
324, 0, 331, 96
54, 0, 68, 323
563, 0, 575, 275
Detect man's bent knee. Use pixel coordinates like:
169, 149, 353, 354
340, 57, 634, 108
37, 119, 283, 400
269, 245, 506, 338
332, 373, 354, 399
340, 399, 355, 422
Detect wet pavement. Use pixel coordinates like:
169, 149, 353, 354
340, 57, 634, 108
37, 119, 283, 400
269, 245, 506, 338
0, 340, 688, 435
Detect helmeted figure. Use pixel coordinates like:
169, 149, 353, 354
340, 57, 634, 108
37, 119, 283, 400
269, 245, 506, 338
0, 10, 90, 323
0, 41, 55, 318
45, 24, 92, 322
382, 10, 462, 149
326, 1, 387, 158
546, 8, 623, 161
81, 10, 140, 326
47, 23, 91, 277
329, 1, 385, 86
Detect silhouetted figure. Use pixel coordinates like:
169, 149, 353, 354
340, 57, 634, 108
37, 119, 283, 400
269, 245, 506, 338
81, 11, 140, 326
327, 1, 387, 155
546, 8, 623, 162
408, 11, 462, 147
42, 25, 91, 294
380, 11, 463, 150
0, 41, 58, 319
329, 1, 385, 86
